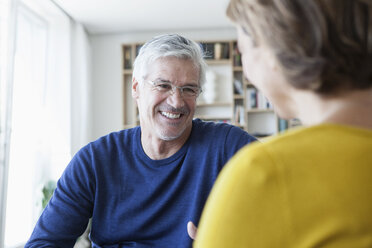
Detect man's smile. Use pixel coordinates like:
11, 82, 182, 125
160, 111, 182, 119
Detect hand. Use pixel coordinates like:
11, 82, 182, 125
187, 221, 197, 240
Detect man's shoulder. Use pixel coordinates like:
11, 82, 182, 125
193, 118, 239, 133
86, 126, 140, 151
192, 119, 255, 143
99, 126, 139, 141
193, 118, 251, 135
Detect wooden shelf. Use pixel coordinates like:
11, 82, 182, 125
247, 108, 274, 113
233, 66, 243, 71
123, 69, 133, 75
233, 123, 245, 128
205, 59, 231, 65
195, 115, 231, 120
197, 102, 232, 107
123, 124, 136, 129
233, 94, 244, 99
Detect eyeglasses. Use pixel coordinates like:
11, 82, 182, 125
145, 80, 202, 98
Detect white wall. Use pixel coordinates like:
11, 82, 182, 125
70, 22, 93, 155
90, 27, 237, 140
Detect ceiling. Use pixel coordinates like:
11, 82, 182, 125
53, 0, 235, 35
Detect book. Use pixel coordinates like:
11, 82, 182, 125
246, 88, 257, 109
234, 79, 243, 95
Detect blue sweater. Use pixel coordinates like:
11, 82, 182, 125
26, 119, 256, 248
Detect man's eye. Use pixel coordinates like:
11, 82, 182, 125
183, 87, 197, 94
156, 83, 172, 90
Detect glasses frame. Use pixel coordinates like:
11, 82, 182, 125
145, 79, 202, 98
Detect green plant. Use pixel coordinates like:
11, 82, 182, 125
41, 180, 56, 209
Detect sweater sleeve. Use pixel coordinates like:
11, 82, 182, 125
194, 143, 290, 248
224, 125, 257, 160
25, 145, 96, 248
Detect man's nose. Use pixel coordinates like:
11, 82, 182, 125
167, 88, 185, 108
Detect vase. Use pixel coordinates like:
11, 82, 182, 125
203, 70, 217, 103
214, 43, 222, 60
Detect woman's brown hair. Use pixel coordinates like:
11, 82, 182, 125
227, 0, 372, 95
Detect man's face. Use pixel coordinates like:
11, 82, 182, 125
133, 57, 200, 141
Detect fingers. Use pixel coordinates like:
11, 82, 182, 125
187, 221, 197, 240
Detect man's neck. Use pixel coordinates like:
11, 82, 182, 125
140, 127, 192, 160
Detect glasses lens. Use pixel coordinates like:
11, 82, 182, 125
150, 80, 200, 97
182, 86, 199, 97
153, 82, 172, 92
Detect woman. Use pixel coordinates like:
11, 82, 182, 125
194, 0, 372, 247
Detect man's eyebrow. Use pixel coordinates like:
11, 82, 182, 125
186, 83, 200, 87
154, 78, 171, 83
155, 78, 199, 87
179, 82, 199, 87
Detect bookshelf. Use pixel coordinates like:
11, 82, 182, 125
196, 42, 233, 124
122, 44, 142, 129
121, 40, 296, 137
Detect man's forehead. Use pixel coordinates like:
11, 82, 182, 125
151, 56, 194, 65
146, 58, 199, 82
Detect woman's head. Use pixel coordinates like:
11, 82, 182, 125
227, 0, 372, 95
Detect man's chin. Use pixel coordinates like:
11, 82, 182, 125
156, 128, 184, 141
158, 133, 182, 141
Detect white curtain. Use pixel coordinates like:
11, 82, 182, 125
71, 22, 92, 155
0, 0, 92, 247
4, 1, 71, 246
0, 0, 17, 246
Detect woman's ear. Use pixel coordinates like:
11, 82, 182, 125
265, 49, 278, 71
132, 77, 140, 99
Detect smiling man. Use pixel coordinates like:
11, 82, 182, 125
25, 34, 256, 248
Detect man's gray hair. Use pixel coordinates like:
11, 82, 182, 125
132, 34, 207, 87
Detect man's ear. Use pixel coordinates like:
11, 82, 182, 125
132, 77, 140, 99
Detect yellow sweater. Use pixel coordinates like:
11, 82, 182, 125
195, 124, 372, 248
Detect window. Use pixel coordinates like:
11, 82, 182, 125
3, 0, 71, 247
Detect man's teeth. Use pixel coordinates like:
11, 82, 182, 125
161, 111, 181, 119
